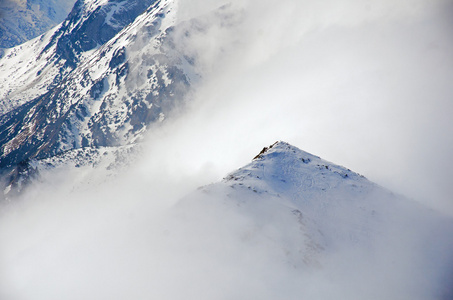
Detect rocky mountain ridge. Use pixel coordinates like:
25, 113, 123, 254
0, 0, 208, 193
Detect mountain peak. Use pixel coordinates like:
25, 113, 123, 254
184, 141, 393, 268
246, 141, 358, 184
178, 143, 453, 297
220, 141, 373, 212
253, 141, 320, 162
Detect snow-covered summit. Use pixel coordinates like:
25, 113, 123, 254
184, 140, 453, 257
223, 141, 375, 205
176, 141, 453, 297
182, 142, 385, 262
243, 140, 365, 182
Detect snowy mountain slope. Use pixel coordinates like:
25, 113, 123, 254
0, 26, 63, 114
176, 141, 453, 298
0, 0, 239, 194
0, 0, 157, 114
0, 0, 75, 49
0, 0, 182, 167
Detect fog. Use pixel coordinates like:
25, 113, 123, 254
1, 161, 452, 299
1, 0, 453, 298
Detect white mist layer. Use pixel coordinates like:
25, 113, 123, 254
1, 142, 453, 299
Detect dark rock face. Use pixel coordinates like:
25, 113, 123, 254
109, 47, 127, 69
42, 0, 156, 68
0, 88, 71, 169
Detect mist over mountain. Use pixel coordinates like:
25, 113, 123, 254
177, 141, 453, 299
1, 141, 452, 299
0, 0, 202, 192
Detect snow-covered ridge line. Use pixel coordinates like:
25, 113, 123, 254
0, 0, 158, 115
0, 0, 199, 195
227, 141, 367, 187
